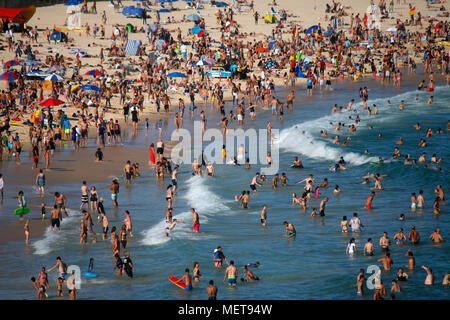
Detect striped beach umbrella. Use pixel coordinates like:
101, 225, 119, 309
0, 72, 18, 82
74, 50, 85, 58
45, 73, 64, 82
4, 60, 21, 68
84, 69, 103, 77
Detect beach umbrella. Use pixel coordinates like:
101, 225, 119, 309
203, 58, 216, 65
21, 60, 40, 66
85, 69, 103, 77
215, 1, 229, 6
187, 14, 201, 21
323, 30, 335, 36
0, 72, 18, 82
193, 60, 211, 66
74, 49, 85, 58
254, 47, 269, 52
39, 98, 65, 107
305, 25, 319, 34
80, 84, 101, 92
64, 0, 82, 5
47, 65, 64, 73
45, 73, 64, 82
166, 72, 186, 78
4, 60, 21, 68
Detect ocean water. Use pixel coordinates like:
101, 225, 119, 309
0, 73, 449, 300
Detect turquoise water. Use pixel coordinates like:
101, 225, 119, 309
0, 74, 449, 300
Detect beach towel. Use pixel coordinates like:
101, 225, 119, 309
125, 39, 142, 55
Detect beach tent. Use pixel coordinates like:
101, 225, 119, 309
0, 5, 36, 25
263, 14, 277, 24
159, 8, 171, 13
215, 2, 229, 6
125, 39, 142, 55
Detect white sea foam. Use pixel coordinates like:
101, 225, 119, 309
33, 209, 82, 255
141, 175, 228, 246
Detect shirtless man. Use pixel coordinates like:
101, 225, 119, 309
110, 179, 119, 208
80, 181, 89, 211
408, 226, 420, 244
363, 238, 374, 256
191, 208, 200, 233
124, 161, 132, 185
378, 253, 393, 271
429, 228, 446, 243
177, 268, 193, 291
406, 250, 415, 269
206, 280, 218, 300
224, 260, 238, 286
260, 205, 267, 226
379, 232, 391, 251
286, 90, 295, 110
241, 266, 259, 282
272, 174, 280, 189
48, 256, 68, 280
99, 212, 109, 240
171, 166, 179, 193
421, 266, 434, 285
250, 172, 262, 192
206, 162, 214, 176
54, 192, 69, 217
417, 190, 426, 208
319, 197, 328, 216
50, 205, 61, 231
283, 221, 296, 237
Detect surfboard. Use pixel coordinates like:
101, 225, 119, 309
82, 272, 98, 278
169, 276, 186, 289
290, 164, 304, 169
14, 207, 30, 215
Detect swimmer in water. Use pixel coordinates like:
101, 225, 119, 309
365, 192, 376, 209
165, 219, 185, 232
283, 221, 296, 237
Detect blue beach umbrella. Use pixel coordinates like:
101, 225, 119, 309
166, 72, 186, 78
80, 84, 101, 92
305, 25, 319, 34
64, 0, 82, 6
187, 14, 201, 21
215, 1, 229, 6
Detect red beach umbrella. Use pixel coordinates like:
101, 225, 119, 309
39, 98, 65, 107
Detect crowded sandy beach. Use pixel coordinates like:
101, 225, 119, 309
0, 0, 448, 300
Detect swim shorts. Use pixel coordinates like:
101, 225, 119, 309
193, 223, 200, 232
51, 218, 60, 228
111, 193, 117, 201
227, 277, 237, 285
